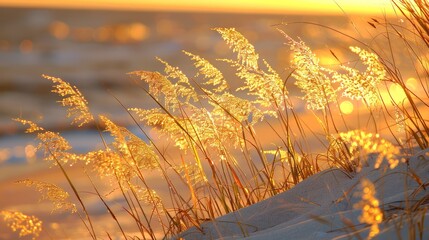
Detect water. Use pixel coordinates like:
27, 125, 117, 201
0, 8, 358, 131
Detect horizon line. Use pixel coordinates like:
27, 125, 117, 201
0, 0, 397, 16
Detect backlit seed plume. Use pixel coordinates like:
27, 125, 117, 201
128, 70, 178, 110
130, 185, 163, 209
353, 179, 383, 240
175, 162, 208, 187
394, 105, 406, 133
339, 130, 400, 170
128, 59, 198, 112
157, 57, 199, 104
333, 47, 386, 106
235, 60, 289, 117
16, 179, 77, 213
279, 29, 337, 110
43, 74, 94, 127
216, 28, 289, 117
82, 149, 124, 179
184, 51, 229, 93
214, 27, 259, 70
36, 131, 74, 163
99, 116, 160, 180
14, 118, 73, 164
210, 92, 257, 124
12, 118, 44, 133
129, 108, 190, 149
0, 210, 42, 240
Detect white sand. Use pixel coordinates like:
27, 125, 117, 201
177, 149, 429, 240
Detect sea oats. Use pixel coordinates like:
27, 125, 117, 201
43, 74, 94, 127
0, 210, 42, 240
128, 70, 179, 109
129, 108, 189, 149
130, 185, 163, 209
99, 116, 160, 179
14, 118, 74, 164
36, 131, 73, 163
157, 57, 199, 104
17, 179, 77, 213
13, 118, 44, 133
334, 47, 386, 106
83, 149, 125, 179
353, 179, 383, 240
235, 59, 289, 117
191, 108, 241, 165
394, 106, 406, 133
217, 28, 288, 116
210, 92, 256, 124
339, 130, 400, 170
175, 162, 208, 187
184, 51, 229, 93
279, 30, 337, 110
214, 27, 259, 70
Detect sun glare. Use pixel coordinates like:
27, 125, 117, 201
340, 100, 354, 115
389, 83, 407, 103
406, 77, 418, 92
0, 0, 395, 15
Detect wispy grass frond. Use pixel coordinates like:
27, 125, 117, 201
214, 27, 259, 70
81, 149, 122, 178
12, 118, 44, 133
14, 118, 73, 164
235, 60, 289, 117
334, 46, 386, 106
156, 57, 199, 104
209, 92, 257, 124
174, 162, 208, 187
353, 178, 383, 240
42, 74, 94, 127
338, 130, 400, 170
129, 108, 191, 150
279, 29, 337, 110
0, 210, 42, 240
16, 179, 77, 213
99, 115, 160, 180
184, 51, 229, 93
128, 70, 179, 110
130, 185, 163, 209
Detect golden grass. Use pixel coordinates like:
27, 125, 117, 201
2, 0, 429, 239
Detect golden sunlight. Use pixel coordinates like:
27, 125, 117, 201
389, 83, 407, 103
406, 77, 418, 92
0, 0, 395, 15
340, 100, 354, 115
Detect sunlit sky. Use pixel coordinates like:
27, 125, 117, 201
0, 0, 396, 15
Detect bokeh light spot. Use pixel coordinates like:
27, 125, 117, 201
49, 21, 70, 40
19, 39, 33, 53
340, 100, 354, 115
128, 22, 149, 41
406, 77, 418, 92
389, 83, 407, 103
25, 144, 37, 163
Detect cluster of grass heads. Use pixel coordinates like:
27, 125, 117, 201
2, 0, 429, 239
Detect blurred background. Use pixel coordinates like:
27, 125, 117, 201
0, 1, 399, 165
